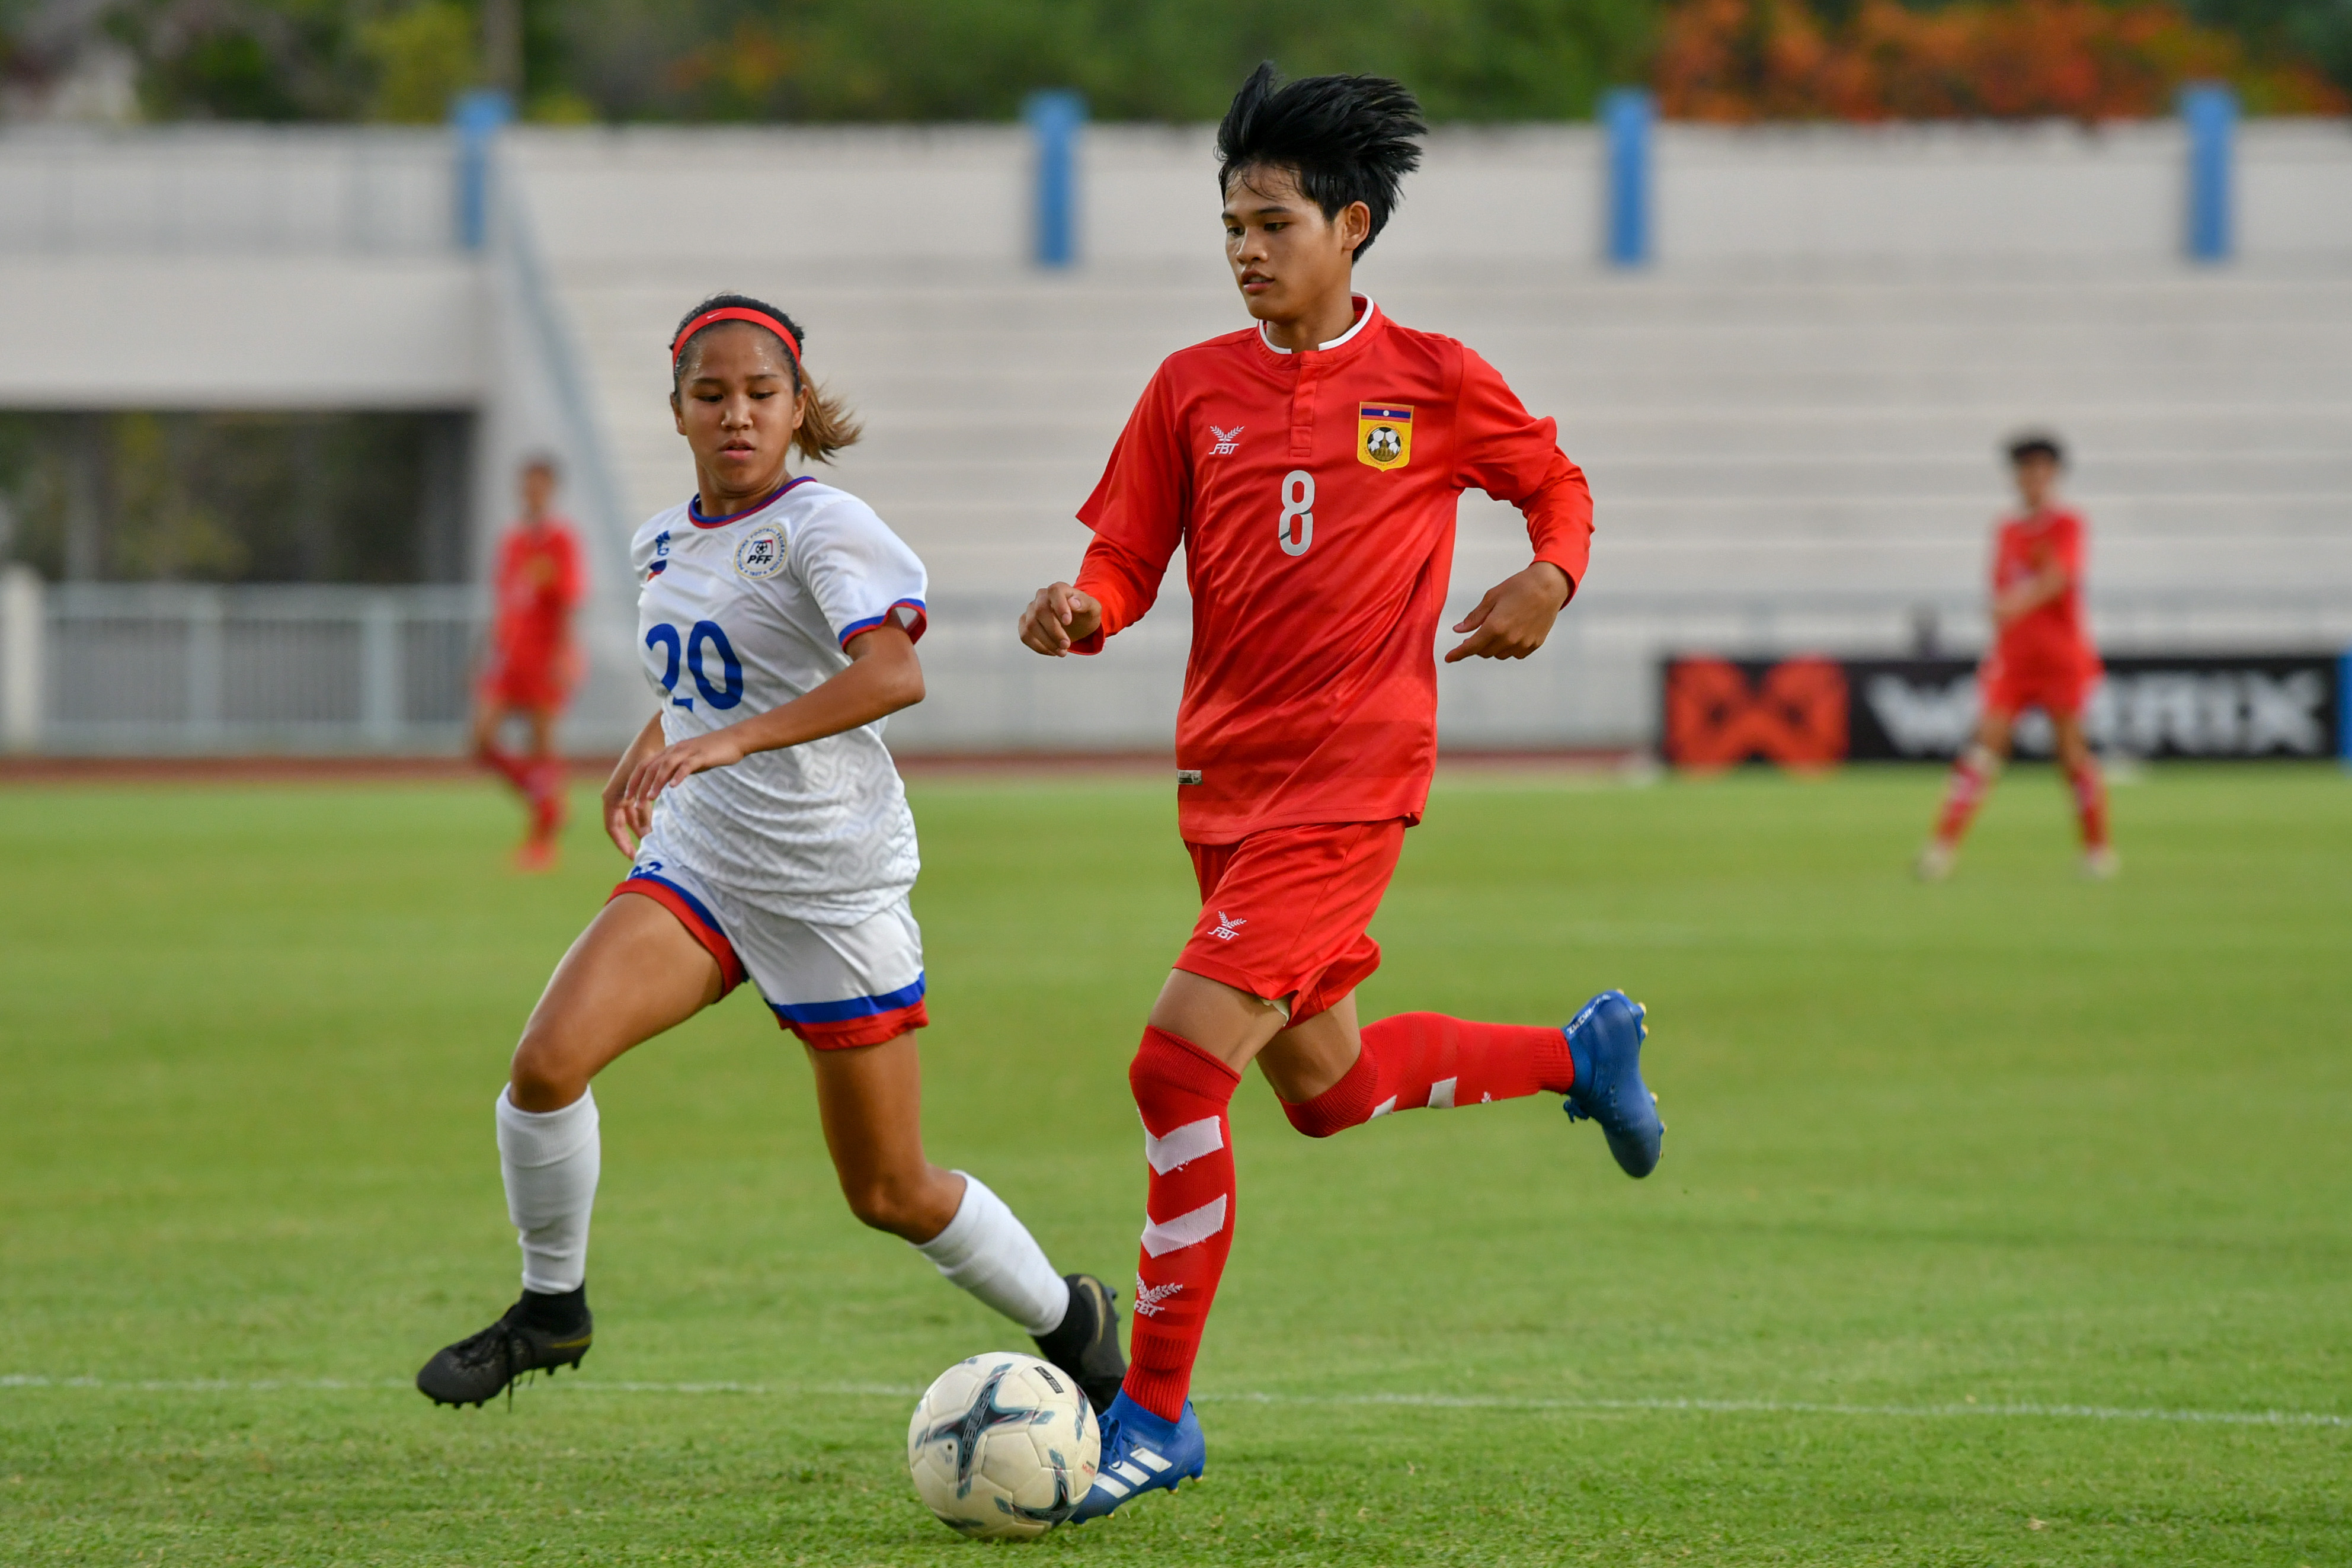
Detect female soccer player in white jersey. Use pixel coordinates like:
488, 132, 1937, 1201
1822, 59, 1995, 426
417, 295, 1125, 1411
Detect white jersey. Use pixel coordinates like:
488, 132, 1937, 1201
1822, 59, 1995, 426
629, 477, 927, 924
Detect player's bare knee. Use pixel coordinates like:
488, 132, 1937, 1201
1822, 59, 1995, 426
508, 1029, 586, 1111
841, 1175, 926, 1237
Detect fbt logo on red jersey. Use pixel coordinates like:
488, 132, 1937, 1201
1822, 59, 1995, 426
1206, 424, 1244, 456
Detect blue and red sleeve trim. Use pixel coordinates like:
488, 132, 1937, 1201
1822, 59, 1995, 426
839, 599, 928, 648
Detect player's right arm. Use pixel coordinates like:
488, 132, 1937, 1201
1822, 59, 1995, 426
1017, 583, 1105, 656
1019, 365, 1188, 659
601, 711, 669, 857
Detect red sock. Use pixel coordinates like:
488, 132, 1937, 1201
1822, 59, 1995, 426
479, 745, 531, 795
1282, 1015, 1575, 1138
527, 760, 567, 820
1932, 748, 1997, 847
2068, 758, 2108, 849
1122, 1026, 1240, 1421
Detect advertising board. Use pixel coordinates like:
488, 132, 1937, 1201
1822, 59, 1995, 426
1660, 652, 2347, 766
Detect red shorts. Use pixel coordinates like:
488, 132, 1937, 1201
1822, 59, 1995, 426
1177, 820, 1406, 1024
482, 645, 578, 711
1979, 645, 2098, 720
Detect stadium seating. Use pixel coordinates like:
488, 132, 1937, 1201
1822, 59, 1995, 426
513, 124, 2352, 748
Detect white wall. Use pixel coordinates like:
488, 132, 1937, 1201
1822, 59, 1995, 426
0, 127, 482, 410
511, 117, 2352, 268
0, 257, 483, 408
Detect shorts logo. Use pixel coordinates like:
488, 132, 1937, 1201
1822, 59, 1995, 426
1359, 403, 1412, 471
1207, 424, 1244, 456
733, 524, 787, 580
1209, 910, 1244, 942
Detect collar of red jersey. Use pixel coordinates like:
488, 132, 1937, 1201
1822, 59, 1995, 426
1259, 296, 1378, 356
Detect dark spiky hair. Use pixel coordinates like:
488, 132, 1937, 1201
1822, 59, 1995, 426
2007, 431, 2065, 466
1216, 63, 1425, 262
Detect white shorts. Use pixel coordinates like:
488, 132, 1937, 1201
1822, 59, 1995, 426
613, 827, 927, 1049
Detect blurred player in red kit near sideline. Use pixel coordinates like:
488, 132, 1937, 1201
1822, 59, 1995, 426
1918, 433, 2115, 882
1016, 63, 1664, 1522
475, 455, 585, 870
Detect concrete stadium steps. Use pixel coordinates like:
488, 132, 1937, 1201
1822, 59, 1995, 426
517, 120, 2352, 749
550, 255, 2352, 603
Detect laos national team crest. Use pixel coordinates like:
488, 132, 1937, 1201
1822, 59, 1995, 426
732, 523, 787, 580
1358, 404, 1413, 471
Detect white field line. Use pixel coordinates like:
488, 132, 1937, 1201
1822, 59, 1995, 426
3, 1375, 2346, 1429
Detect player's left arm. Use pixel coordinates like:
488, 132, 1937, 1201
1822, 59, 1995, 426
1445, 348, 1593, 663
1993, 563, 2069, 625
620, 625, 923, 812
554, 528, 587, 624
1993, 521, 2077, 625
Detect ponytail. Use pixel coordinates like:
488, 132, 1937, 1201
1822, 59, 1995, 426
793, 379, 862, 463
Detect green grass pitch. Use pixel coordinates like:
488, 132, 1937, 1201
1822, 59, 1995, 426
2, 763, 2347, 1566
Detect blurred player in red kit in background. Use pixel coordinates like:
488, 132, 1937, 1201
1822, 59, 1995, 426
475, 455, 584, 870
1918, 433, 2114, 881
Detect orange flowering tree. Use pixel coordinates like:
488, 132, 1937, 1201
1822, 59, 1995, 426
1655, 0, 2347, 119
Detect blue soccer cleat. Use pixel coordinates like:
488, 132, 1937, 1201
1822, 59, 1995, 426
1066, 1390, 1205, 1523
1562, 989, 1664, 1178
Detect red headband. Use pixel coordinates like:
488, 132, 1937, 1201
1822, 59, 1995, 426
670, 306, 802, 373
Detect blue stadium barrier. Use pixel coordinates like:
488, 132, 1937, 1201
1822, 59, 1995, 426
2340, 649, 2351, 765
452, 89, 513, 251
1024, 90, 1086, 269
2181, 83, 2236, 264
1605, 88, 1654, 268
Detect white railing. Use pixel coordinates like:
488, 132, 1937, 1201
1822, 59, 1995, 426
19, 582, 478, 753
2, 578, 2343, 756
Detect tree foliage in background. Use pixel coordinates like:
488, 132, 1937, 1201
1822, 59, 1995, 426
0, 412, 451, 584
1, 0, 2344, 121
1659, 0, 2346, 116
549, 0, 1654, 121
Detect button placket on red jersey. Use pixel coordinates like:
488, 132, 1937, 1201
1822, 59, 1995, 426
1288, 353, 1320, 460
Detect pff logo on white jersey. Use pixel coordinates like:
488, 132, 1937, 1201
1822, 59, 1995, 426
732, 524, 787, 580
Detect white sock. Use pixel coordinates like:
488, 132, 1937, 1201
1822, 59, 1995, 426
913, 1172, 1070, 1337
496, 1086, 601, 1295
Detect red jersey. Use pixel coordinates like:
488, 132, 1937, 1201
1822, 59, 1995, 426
1990, 508, 2095, 674
492, 519, 584, 664
1072, 299, 1592, 843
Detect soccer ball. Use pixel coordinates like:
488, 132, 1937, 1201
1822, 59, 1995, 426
906, 1351, 1099, 1539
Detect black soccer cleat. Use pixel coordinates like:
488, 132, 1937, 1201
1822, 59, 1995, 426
415, 1288, 594, 1407
1032, 1272, 1127, 1415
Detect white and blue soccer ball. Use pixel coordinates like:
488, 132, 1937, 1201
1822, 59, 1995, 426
907, 1351, 1100, 1539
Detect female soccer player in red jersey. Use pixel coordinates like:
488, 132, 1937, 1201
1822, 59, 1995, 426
1016, 66, 1664, 1520
474, 456, 584, 869
416, 296, 1127, 1417
1917, 434, 2115, 881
